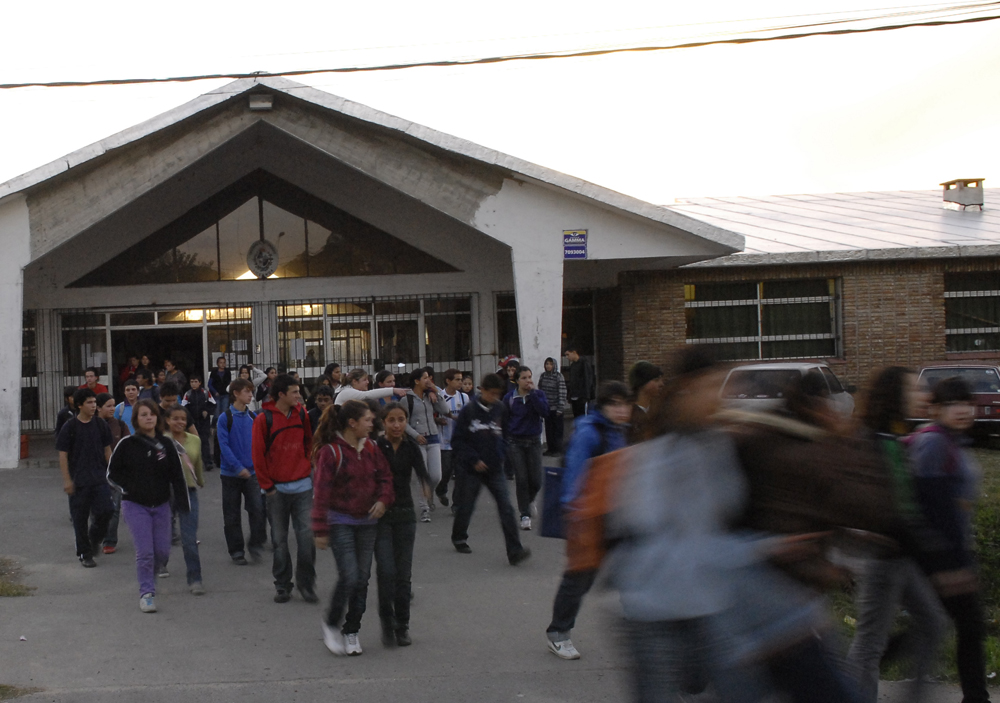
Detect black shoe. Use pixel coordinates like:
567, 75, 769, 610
274, 589, 291, 603
508, 548, 531, 566
232, 556, 249, 566
395, 629, 412, 647
437, 494, 449, 507
381, 620, 398, 648
80, 556, 97, 568
298, 585, 318, 603
454, 542, 472, 554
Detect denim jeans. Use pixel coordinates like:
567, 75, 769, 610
941, 590, 990, 703
68, 483, 114, 559
846, 557, 945, 703
103, 484, 123, 547
507, 437, 543, 518
221, 474, 266, 558
375, 520, 417, 632
177, 488, 202, 585
437, 449, 455, 501
451, 465, 524, 559
325, 523, 378, 634
266, 489, 316, 593
547, 568, 597, 636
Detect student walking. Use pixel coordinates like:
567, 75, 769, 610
437, 369, 469, 510
163, 359, 187, 392
96, 393, 131, 555
55, 385, 76, 437
217, 378, 267, 565
182, 375, 216, 471
403, 367, 450, 522
309, 385, 335, 431
167, 405, 206, 595
375, 402, 431, 647
627, 361, 662, 444
450, 373, 531, 565
538, 357, 567, 456
135, 369, 161, 404
504, 366, 549, 530
335, 368, 408, 406
209, 356, 232, 419
230, 364, 267, 413
56, 388, 114, 567
78, 367, 109, 394
107, 400, 190, 613
114, 380, 140, 432
253, 374, 317, 604
313, 400, 395, 656
545, 381, 630, 659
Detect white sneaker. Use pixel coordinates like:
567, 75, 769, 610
157, 567, 169, 578
322, 620, 346, 656
520, 516, 532, 530
139, 593, 156, 613
548, 637, 580, 660
420, 508, 431, 523
345, 632, 362, 656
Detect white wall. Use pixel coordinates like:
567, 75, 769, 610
0, 196, 31, 468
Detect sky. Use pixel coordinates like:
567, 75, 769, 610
0, 0, 998, 204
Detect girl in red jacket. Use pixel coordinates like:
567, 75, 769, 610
312, 399, 395, 657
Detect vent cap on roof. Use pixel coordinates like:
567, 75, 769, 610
941, 178, 984, 210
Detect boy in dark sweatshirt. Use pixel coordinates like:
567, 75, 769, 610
450, 373, 530, 565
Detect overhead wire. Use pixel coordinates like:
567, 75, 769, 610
1, 4, 998, 90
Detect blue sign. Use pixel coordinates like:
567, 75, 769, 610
563, 230, 588, 260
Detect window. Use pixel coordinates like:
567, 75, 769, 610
685, 279, 839, 361
496, 294, 520, 359
944, 273, 1000, 352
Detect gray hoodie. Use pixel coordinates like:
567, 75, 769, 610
404, 389, 451, 440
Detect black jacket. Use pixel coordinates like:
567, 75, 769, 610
376, 436, 430, 521
107, 433, 190, 512
451, 398, 506, 474
567, 357, 595, 401
208, 368, 231, 399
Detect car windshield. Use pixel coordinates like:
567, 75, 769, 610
721, 369, 805, 399
921, 367, 1000, 394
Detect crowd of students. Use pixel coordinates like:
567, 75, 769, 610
52, 347, 991, 701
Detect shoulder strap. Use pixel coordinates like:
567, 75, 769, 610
114, 402, 124, 421
326, 443, 344, 475
407, 393, 415, 417
299, 406, 309, 457
225, 408, 234, 432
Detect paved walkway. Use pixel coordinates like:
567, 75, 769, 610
0, 437, 967, 702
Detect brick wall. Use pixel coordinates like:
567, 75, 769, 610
618, 257, 1000, 390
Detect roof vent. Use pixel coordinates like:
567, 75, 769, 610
941, 178, 984, 210
248, 94, 274, 112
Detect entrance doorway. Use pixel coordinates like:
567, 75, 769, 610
111, 328, 204, 398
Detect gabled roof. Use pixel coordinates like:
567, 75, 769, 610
0, 76, 742, 253
670, 187, 1000, 267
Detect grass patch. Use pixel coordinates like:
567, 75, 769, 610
0, 558, 32, 597
831, 447, 1000, 682
0, 685, 42, 700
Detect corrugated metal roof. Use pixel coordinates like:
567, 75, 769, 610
669, 188, 1000, 267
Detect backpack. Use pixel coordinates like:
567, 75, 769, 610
223, 407, 257, 433
901, 425, 961, 475
113, 402, 125, 421
261, 406, 310, 457
542, 421, 613, 540
564, 447, 630, 572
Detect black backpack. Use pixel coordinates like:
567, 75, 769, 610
223, 406, 308, 457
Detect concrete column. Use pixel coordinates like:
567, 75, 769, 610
511, 251, 564, 383
251, 302, 279, 368
36, 309, 64, 432
0, 196, 32, 468
472, 290, 496, 384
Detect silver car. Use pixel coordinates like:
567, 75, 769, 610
719, 362, 855, 418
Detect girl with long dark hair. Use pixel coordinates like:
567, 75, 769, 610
311, 400, 394, 657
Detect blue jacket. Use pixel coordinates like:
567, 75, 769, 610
503, 389, 549, 438
217, 406, 256, 477
451, 397, 506, 474
561, 409, 627, 506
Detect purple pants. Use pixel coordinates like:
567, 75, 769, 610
122, 500, 172, 596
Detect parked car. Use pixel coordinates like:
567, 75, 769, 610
916, 363, 1000, 438
719, 362, 855, 418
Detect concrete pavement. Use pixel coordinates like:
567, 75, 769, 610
0, 438, 967, 702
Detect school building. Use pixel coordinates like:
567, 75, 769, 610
0, 76, 742, 467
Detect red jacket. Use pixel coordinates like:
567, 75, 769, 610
251, 400, 313, 492
311, 435, 394, 537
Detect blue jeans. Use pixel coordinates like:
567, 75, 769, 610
177, 488, 202, 585
846, 557, 945, 703
451, 465, 524, 560
103, 485, 123, 547
325, 523, 378, 634
266, 489, 316, 593
375, 520, 416, 632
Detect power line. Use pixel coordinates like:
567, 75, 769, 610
1, 10, 998, 91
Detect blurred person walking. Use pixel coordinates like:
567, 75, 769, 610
538, 357, 567, 456
846, 367, 947, 703
107, 400, 190, 613
404, 367, 450, 522
545, 381, 629, 659
313, 400, 394, 657
908, 377, 991, 703
627, 362, 662, 445
167, 405, 206, 595
375, 402, 431, 647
